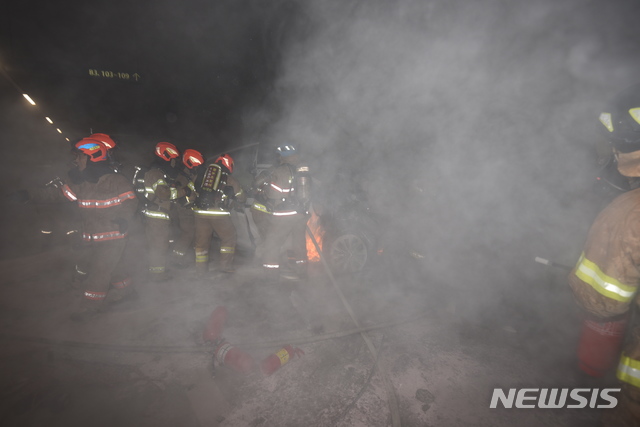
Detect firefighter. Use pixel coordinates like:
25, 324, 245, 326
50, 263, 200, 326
192, 154, 246, 278
261, 144, 311, 282
568, 83, 640, 426
140, 142, 193, 281
250, 165, 276, 262
171, 149, 203, 268
71, 133, 119, 281
10, 138, 138, 321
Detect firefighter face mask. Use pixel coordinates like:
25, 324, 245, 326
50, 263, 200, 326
616, 149, 640, 177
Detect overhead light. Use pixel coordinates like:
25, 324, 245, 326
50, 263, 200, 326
65, 137, 70, 141
45, 117, 53, 124
56, 128, 62, 133
23, 94, 36, 105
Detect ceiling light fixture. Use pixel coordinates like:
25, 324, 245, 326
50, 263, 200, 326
23, 94, 36, 105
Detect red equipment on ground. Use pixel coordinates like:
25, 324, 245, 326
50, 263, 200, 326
202, 306, 228, 343
577, 318, 627, 377
260, 345, 305, 376
214, 341, 255, 374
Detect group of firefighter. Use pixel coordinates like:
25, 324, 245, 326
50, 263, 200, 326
12, 136, 312, 324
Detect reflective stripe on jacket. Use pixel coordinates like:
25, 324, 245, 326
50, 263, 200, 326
30, 172, 138, 243
569, 188, 640, 318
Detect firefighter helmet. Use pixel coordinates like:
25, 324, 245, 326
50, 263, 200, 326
183, 149, 204, 169
89, 133, 116, 150
215, 154, 234, 173
155, 142, 180, 161
599, 83, 640, 153
75, 138, 108, 162
276, 144, 297, 157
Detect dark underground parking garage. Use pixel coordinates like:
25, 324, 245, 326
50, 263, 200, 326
1, 0, 640, 425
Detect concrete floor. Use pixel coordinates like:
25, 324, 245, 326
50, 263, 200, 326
0, 223, 613, 426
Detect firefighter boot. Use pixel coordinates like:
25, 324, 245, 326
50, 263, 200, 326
70, 299, 102, 323
170, 250, 190, 269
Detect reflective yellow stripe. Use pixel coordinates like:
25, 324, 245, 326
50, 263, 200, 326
273, 210, 298, 216
152, 179, 167, 191
599, 112, 614, 132
630, 108, 640, 126
193, 209, 230, 216
220, 246, 235, 254
270, 183, 291, 193
143, 210, 171, 220
251, 202, 271, 214
574, 252, 636, 302
618, 354, 640, 388
196, 250, 208, 263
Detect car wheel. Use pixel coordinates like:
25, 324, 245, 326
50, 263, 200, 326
326, 232, 369, 275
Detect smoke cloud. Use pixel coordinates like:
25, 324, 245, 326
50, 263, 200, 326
250, 0, 640, 314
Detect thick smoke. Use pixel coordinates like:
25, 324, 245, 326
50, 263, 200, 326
252, 0, 640, 315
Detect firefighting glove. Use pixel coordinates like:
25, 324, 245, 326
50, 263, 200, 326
45, 176, 64, 188
7, 190, 30, 204
111, 218, 129, 233
223, 186, 236, 199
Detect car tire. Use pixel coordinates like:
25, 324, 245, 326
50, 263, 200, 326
324, 232, 369, 275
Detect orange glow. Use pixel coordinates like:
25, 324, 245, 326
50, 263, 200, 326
306, 210, 324, 262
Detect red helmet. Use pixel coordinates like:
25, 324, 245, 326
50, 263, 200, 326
75, 138, 108, 162
89, 133, 116, 150
215, 154, 234, 173
182, 149, 204, 169
155, 142, 180, 161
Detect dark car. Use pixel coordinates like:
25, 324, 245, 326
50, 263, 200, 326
313, 178, 382, 275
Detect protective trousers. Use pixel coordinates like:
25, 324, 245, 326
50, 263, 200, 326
172, 204, 195, 263
194, 214, 237, 275
145, 215, 171, 278
250, 208, 271, 261
262, 213, 308, 279
80, 238, 132, 309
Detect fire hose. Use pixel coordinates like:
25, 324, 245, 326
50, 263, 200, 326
306, 224, 402, 427
0, 310, 429, 353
